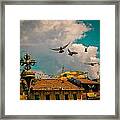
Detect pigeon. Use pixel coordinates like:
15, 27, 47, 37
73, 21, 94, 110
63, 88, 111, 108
51, 42, 70, 53
68, 49, 78, 56
85, 47, 88, 52
84, 62, 100, 66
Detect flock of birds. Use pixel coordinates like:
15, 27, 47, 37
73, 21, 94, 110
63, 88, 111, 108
50, 42, 99, 66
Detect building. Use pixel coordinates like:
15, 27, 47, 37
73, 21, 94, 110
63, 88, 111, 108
20, 54, 100, 100
60, 71, 88, 79
67, 77, 100, 100
29, 78, 84, 100
20, 70, 35, 100
68, 77, 100, 92
20, 70, 100, 100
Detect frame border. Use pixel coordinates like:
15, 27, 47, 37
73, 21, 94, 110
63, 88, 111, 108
0, 0, 119, 119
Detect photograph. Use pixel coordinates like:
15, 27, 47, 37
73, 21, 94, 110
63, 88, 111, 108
2, 0, 118, 118
20, 20, 100, 100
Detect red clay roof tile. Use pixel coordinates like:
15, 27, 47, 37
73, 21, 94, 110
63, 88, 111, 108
32, 79, 84, 91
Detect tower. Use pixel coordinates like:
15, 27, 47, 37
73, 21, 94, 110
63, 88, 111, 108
20, 53, 36, 99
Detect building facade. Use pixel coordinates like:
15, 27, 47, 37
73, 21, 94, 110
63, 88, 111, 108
29, 79, 84, 100
20, 70, 100, 100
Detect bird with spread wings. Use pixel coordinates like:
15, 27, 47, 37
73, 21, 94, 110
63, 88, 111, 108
68, 49, 78, 56
84, 62, 100, 66
51, 42, 70, 53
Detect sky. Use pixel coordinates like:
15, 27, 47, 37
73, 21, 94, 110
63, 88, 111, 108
20, 20, 100, 79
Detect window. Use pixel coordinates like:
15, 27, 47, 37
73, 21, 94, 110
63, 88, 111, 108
73, 94, 77, 100
65, 94, 69, 100
35, 95, 40, 100
55, 94, 60, 100
46, 95, 50, 100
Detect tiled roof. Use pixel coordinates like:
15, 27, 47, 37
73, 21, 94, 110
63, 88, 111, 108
78, 79, 99, 84
31, 79, 84, 91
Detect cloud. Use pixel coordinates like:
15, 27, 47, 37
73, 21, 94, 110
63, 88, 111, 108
20, 20, 99, 79
20, 20, 91, 47
65, 44, 100, 79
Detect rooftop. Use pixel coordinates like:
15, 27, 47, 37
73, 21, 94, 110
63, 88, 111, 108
31, 79, 84, 91
78, 78, 99, 84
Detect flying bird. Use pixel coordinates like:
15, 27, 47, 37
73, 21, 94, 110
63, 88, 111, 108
85, 47, 88, 52
68, 49, 78, 56
51, 42, 70, 53
84, 62, 100, 66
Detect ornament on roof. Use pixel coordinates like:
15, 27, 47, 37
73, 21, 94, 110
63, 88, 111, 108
20, 53, 36, 71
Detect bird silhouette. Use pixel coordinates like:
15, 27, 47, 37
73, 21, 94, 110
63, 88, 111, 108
51, 42, 70, 53
84, 62, 100, 66
85, 47, 88, 52
68, 49, 78, 56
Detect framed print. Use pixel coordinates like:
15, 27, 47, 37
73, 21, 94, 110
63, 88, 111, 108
0, 0, 119, 119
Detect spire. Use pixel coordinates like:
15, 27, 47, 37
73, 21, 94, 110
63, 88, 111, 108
62, 64, 64, 73
20, 53, 36, 99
